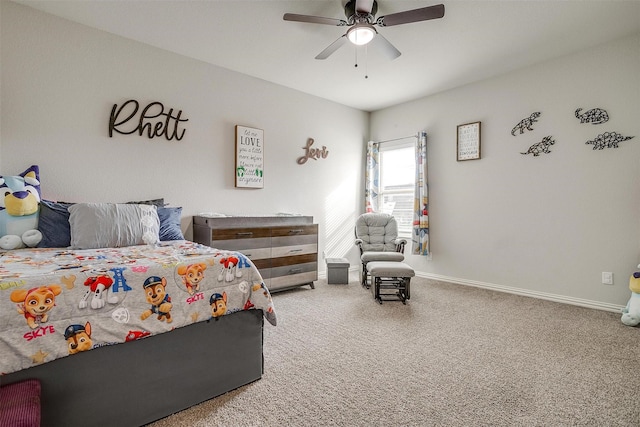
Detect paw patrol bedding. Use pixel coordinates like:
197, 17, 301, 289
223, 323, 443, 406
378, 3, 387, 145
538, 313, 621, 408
0, 240, 277, 375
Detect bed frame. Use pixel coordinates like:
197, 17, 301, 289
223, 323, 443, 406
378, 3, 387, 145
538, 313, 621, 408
1, 309, 264, 427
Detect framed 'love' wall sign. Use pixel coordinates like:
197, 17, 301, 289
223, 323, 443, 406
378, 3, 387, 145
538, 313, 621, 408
235, 125, 264, 188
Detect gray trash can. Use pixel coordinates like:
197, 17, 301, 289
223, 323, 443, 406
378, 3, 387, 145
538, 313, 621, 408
326, 258, 350, 284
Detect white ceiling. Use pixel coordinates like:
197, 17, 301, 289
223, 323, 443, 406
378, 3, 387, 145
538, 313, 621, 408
13, 0, 640, 112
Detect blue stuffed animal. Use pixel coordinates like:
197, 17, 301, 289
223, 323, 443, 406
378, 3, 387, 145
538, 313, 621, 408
621, 264, 640, 327
0, 165, 42, 250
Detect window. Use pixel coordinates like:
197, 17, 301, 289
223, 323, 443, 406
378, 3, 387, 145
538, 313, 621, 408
378, 142, 415, 238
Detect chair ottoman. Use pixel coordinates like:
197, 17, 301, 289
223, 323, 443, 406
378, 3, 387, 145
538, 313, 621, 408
367, 261, 414, 304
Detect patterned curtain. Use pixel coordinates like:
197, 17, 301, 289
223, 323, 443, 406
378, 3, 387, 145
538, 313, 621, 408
412, 131, 429, 255
364, 141, 380, 212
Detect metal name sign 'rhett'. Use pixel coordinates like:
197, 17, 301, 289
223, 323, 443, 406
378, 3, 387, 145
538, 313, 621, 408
109, 100, 189, 141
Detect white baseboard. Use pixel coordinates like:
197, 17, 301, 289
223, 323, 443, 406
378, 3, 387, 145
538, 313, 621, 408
318, 267, 624, 313
416, 272, 625, 314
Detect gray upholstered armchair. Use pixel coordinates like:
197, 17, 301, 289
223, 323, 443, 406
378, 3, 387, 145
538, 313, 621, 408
355, 213, 406, 287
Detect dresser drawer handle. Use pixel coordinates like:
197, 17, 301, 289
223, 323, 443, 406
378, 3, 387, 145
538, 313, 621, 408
288, 268, 303, 274
236, 232, 253, 237
289, 249, 303, 253
288, 229, 303, 234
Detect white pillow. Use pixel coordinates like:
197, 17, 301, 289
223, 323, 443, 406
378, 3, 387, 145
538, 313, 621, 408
68, 203, 160, 249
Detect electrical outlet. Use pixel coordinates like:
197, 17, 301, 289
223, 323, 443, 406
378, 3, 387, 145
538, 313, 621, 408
602, 272, 613, 285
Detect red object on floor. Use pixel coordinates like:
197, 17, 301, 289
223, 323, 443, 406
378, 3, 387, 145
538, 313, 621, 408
0, 379, 41, 427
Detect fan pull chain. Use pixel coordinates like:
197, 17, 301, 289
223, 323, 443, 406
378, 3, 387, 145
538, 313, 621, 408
353, 47, 369, 79
364, 44, 369, 79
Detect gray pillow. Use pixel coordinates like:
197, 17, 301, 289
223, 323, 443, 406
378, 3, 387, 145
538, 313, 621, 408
126, 198, 165, 207
68, 203, 160, 249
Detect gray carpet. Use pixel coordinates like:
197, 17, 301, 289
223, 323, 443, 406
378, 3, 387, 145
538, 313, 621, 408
149, 275, 640, 426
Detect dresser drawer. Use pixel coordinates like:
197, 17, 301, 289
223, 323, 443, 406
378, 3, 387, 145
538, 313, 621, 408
211, 241, 271, 260
211, 227, 272, 240
271, 261, 317, 277
271, 225, 317, 261
271, 253, 317, 268
236, 247, 272, 261
269, 269, 317, 291
270, 224, 317, 238
271, 243, 317, 258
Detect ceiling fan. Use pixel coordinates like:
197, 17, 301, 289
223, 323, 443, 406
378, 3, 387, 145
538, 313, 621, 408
283, 0, 445, 60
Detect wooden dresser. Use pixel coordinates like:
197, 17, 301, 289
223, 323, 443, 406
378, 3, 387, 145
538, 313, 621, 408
192, 215, 317, 292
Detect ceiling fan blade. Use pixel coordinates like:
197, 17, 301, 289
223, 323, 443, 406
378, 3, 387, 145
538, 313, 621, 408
355, 0, 375, 14
315, 35, 348, 60
377, 4, 445, 27
372, 34, 401, 60
283, 13, 347, 26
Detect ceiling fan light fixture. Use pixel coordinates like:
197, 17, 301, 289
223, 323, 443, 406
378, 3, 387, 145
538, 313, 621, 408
347, 24, 376, 45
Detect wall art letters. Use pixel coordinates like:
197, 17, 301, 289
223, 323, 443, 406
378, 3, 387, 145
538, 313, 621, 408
109, 99, 188, 141
297, 138, 329, 164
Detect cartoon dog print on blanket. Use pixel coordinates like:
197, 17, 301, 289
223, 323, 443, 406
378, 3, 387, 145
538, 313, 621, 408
10, 285, 62, 329
218, 256, 242, 282
218, 254, 252, 282
210, 292, 227, 318
140, 276, 173, 323
177, 262, 207, 295
64, 322, 92, 354
79, 270, 118, 309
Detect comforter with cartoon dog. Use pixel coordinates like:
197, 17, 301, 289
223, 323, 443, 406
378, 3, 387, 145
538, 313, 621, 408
0, 240, 277, 375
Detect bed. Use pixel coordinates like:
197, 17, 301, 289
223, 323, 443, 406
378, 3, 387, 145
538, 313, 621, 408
0, 168, 277, 426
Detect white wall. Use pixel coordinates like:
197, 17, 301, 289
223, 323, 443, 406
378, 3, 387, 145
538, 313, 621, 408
0, 1, 368, 271
371, 33, 640, 308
